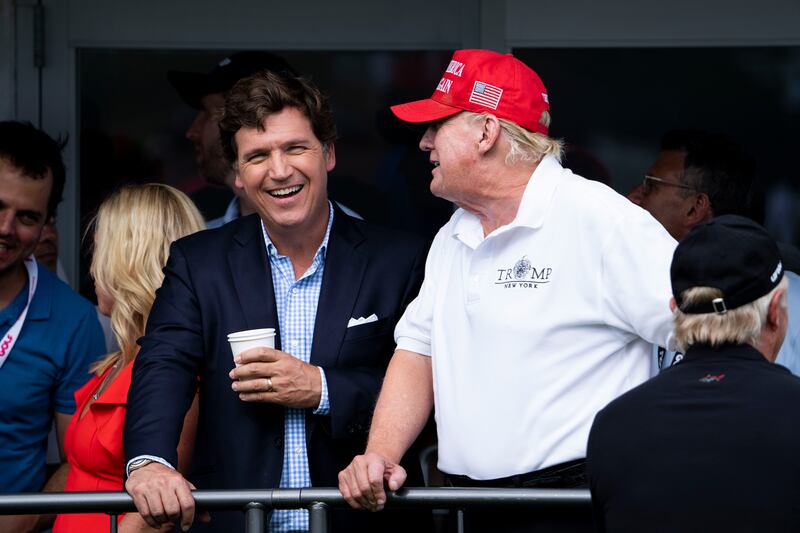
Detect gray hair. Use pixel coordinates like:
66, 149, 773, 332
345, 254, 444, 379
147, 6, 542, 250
673, 276, 789, 352
463, 112, 564, 166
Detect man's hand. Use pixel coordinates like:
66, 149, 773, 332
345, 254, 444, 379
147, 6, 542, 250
338, 452, 407, 512
118, 511, 176, 533
229, 347, 321, 408
125, 462, 208, 531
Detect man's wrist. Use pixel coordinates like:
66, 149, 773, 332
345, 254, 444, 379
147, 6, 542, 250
364, 447, 401, 464
313, 366, 330, 414
126, 455, 175, 477
128, 458, 154, 473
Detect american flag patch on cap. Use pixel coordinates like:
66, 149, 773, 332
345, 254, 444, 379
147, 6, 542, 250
469, 81, 503, 110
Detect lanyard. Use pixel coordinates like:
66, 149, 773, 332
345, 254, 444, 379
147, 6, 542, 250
0, 257, 38, 369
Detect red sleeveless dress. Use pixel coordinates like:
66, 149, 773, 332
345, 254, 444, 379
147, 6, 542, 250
52, 360, 133, 533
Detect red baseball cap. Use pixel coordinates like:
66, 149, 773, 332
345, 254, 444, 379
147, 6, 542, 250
390, 49, 551, 135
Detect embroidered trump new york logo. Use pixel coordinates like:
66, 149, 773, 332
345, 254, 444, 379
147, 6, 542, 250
469, 80, 503, 110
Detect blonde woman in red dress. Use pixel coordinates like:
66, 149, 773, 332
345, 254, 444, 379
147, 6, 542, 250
53, 184, 205, 533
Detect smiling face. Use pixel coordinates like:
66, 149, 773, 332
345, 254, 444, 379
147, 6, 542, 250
0, 157, 51, 281
233, 107, 334, 243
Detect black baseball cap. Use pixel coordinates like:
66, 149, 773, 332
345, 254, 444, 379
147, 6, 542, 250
168, 51, 297, 109
671, 215, 784, 314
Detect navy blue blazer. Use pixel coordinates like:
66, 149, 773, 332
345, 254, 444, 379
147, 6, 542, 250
124, 208, 429, 531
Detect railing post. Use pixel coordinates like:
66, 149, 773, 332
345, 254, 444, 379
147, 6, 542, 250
308, 501, 329, 533
244, 503, 265, 533
108, 513, 118, 533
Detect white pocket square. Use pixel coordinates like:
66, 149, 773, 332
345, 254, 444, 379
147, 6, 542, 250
347, 313, 379, 328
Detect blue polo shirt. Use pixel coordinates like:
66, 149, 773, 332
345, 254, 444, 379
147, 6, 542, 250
0, 264, 106, 492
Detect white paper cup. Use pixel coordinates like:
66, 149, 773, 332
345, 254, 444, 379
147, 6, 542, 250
227, 328, 275, 366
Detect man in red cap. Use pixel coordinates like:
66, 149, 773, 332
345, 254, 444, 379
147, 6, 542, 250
338, 49, 677, 532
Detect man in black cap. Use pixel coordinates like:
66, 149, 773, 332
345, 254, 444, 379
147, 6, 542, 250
587, 215, 800, 533
169, 51, 297, 226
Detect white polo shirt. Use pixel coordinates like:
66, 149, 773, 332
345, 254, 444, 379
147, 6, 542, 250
395, 155, 676, 480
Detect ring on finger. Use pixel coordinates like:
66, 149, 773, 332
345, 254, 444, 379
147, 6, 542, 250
266, 377, 274, 392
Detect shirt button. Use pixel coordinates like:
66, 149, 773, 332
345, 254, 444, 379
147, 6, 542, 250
290, 340, 299, 347
295, 447, 302, 455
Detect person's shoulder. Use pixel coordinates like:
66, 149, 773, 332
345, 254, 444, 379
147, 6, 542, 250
559, 170, 645, 218
593, 372, 671, 429
552, 168, 671, 246
756, 361, 800, 393
173, 214, 258, 252
36, 265, 97, 317
339, 212, 429, 254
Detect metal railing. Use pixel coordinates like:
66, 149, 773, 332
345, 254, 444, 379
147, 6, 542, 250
0, 487, 591, 532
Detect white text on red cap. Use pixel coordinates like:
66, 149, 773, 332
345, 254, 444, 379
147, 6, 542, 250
445, 60, 465, 77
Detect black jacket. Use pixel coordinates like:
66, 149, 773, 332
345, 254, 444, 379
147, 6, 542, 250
588, 342, 800, 533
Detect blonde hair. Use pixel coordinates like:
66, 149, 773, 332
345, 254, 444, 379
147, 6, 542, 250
673, 277, 788, 352
89, 184, 205, 375
465, 112, 564, 165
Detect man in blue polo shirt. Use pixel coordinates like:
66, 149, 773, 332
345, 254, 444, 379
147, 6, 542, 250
0, 121, 105, 530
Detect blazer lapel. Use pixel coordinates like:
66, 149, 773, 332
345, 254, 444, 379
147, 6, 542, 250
310, 208, 366, 369
227, 215, 282, 350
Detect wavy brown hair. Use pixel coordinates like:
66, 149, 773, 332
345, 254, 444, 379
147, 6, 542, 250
218, 70, 337, 167
88, 184, 205, 375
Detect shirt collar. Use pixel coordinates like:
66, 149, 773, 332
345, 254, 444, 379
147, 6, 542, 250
223, 197, 241, 224
0, 261, 53, 324
260, 201, 334, 262
510, 154, 562, 230
450, 155, 564, 247
0, 278, 29, 326
682, 342, 770, 364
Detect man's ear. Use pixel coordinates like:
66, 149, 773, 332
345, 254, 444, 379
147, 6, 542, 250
234, 169, 244, 190
477, 114, 502, 155
324, 143, 336, 172
669, 297, 677, 313
686, 192, 712, 227
767, 288, 787, 331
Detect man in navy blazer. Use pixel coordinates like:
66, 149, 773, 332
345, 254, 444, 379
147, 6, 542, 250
123, 71, 428, 532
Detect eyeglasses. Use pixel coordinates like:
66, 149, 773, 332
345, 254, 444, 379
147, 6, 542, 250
641, 175, 696, 196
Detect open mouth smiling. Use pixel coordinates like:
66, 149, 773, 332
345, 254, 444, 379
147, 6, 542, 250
268, 185, 303, 198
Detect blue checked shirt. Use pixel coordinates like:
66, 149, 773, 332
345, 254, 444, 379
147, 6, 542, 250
261, 203, 333, 533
